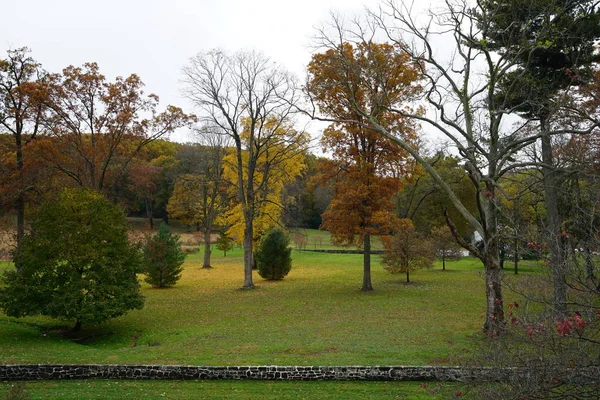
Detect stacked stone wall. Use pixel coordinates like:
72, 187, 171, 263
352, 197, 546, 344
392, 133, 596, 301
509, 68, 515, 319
2, 364, 597, 383
0, 365, 510, 381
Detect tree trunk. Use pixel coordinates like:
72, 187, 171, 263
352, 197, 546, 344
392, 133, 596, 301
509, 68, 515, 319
513, 238, 519, 275
442, 252, 446, 271
15, 194, 25, 273
14, 133, 24, 273
483, 251, 504, 336
541, 117, 567, 316
361, 233, 373, 291
73, 320, 82, 332
145, 198, 154, 230
584, 245, 595, 281
483, 196, 505, 337
406, 270, 410, 283
202, 227, 212, 269
242, 216, 255, 289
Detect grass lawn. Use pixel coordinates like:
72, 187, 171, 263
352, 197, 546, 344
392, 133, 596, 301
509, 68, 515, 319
0, 231, 517, 398
0, 380, 458, 399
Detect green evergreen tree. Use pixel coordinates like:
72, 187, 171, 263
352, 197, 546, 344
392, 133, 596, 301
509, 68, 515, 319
142, 223, 186, 288
0, 188, 144, 331
256, 228, 292, 280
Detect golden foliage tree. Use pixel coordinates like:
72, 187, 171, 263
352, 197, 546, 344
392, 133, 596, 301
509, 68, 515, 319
221, 117, 307, 248
308, 41, 422, 291
182, 49, 304, 289
167, 135, 228, 269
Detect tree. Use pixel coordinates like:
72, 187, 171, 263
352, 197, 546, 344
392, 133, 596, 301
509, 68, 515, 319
307, 4, 598, 336
397, 154, 477, 238
182, 50, 306, 289
0, 48, 46, 271
255, 227, 292, 280
142, 223, 186, 288
39, 62, 194, 196
215, 233, 234, 257
480, 0, 600, 316
497, 171, 545, 275
116, 138, 179, 229
308, 41, 420, 291
221, 117, 307, 250
381, 219, 435, 283
167, 135, 228, 269
280, 153, 331, 229
431, 225, 463, 271
0, 188, 144, 331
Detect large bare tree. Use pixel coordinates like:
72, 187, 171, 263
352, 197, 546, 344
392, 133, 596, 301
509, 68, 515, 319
182, 50, 304, 289
306, 1, 598, 336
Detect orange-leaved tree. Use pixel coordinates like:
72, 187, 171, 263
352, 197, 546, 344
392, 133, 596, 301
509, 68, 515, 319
38, 62, 194, 197
308, 41, 422, 291
382, 219, 435, 283
0, 48, 48, 270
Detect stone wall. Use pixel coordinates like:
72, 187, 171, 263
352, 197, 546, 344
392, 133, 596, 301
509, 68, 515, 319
0, 365, 513, 382
302, 249, 385, 254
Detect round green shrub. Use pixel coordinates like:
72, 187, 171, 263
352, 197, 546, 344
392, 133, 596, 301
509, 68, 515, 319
256, 228, 292, 280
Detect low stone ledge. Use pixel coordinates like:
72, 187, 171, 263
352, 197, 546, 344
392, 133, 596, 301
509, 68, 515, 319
0, 365, 511, 382
300, 249, 385, 254
2, 365, 597, 383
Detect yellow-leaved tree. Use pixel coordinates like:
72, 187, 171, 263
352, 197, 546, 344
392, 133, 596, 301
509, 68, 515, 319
182, 50, 305, 289
221, 117, 308, 252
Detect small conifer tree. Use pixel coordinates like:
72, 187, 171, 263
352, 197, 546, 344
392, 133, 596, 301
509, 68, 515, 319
143, 224, 186, 288
256, 228, 292, 280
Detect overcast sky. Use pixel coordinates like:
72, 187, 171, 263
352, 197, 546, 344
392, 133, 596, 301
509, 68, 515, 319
1, 0, 391, 142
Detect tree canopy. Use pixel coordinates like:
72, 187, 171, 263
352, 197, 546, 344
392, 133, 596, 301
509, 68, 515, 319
308, 40, 421, 291
0, 188, 144, 331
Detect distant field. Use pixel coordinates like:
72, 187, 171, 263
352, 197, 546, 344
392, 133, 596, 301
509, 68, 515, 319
0, 223, 530, 398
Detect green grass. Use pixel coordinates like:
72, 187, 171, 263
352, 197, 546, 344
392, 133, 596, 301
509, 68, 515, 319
0, 251, 486, 366
0, 380, 457, 399
0, 244, 496, 398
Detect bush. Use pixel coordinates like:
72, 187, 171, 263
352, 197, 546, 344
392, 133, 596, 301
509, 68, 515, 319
142, 224, 186, 288
0, 188, 144, 331
256, 228, 292, 280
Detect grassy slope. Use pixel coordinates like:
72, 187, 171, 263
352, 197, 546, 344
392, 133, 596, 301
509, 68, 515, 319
1, 228, 520, 398
0, 251, 486, 366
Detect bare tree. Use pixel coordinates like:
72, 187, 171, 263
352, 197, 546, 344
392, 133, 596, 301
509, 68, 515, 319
182, 49, 304, 289
305, 1, 598, 335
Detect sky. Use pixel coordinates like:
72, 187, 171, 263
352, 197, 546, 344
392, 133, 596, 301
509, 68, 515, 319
1, 0, 387, 142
